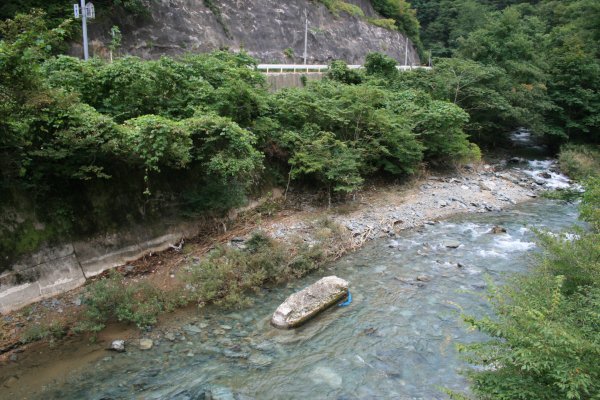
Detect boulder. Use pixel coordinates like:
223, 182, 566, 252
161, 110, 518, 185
271, 276, 349, 329
109, 340, 125, 352
490, 226, 507, 234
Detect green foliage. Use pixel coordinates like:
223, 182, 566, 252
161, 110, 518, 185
409, 0, 600, 144
123, 115, 191, 194
20, 320, 66, 344
558, 144, 600, 181
364, 52, 398, 77
0, 11, 268, 267
183, 226, 347, 307
318, 0, 365, 18
367, 17, 397, 31
79, 271, 181, 332
283, 47, 294, 59
369, 0, 422, 50
288, 127, 364, 200
459, 178, 600, 400
108, 25, 122, 57
326, 61, 363, 85
580, 177, 600, 232
203, 0, 231, 39
183, 237, 287, 308
182, 114, 264, 183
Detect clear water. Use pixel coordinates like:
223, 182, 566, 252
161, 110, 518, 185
30, 198, 580, 400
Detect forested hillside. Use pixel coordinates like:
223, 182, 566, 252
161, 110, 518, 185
0, 1, 599, 398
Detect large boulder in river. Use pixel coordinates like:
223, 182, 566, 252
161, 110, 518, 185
271, 276, 349, 329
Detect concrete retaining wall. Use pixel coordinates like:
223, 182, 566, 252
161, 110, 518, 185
0, 225, 195, 314
266, 72, 324, 91
0, 189, 283, 314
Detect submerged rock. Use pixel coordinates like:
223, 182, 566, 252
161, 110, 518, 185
271, 276, 349, 329
490, 225, 507, 234
443, 240, 461, 249
138, 339, 153, 350
310, 366, 343, 388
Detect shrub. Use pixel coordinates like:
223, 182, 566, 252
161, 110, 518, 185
558, 144, 600, 180
123, 115, 192, 193
78, 271, 177, 332
182, 114, 264, 183
364, 52, 399, 77
326, 60, 363, 85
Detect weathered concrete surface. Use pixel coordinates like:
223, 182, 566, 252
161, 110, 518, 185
0, 246, 86, 313
83, 0, 420, 65
75, 223, 200, 279
266, 72, 324, 91
0, 222, 198, 313
271, 276, 349, 329
0, 191, 284, 314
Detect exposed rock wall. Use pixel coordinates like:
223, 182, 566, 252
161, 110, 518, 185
84, 0, 420, 64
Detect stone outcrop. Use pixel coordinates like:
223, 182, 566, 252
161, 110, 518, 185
271, 276, 349, 329
83, 0, 420, 64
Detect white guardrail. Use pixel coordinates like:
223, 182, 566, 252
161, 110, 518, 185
256, 64, 432, 73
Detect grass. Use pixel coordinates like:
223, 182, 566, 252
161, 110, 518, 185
558, 144, 600, 180
183, 224, 348, 308
75, 271, 187, 334
20, 321, 67, 344
73, 218, 350, 334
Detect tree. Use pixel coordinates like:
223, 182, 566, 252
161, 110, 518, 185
288, 127, 364, 206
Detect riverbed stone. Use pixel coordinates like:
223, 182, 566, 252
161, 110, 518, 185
109, 340, 125, 352
443, 240, 461, 249
310, 366, 343, 388
139, 339, 153, 350
248, 353, 273, 368
490, 225, 507, 234
271, 276, 349, 329
479, 181, 496, 191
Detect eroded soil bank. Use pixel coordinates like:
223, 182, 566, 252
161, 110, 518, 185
0, 156, 573, 395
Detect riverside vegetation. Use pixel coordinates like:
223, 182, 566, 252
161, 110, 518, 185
1, 1, 599, 399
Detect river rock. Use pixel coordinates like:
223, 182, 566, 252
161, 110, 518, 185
109, 340, 125, 352
310, 366, 343, 388
479, 181, 496, 191
271, 276, 349, 329
490, 225, 507, 234
248, 353, 273, 368
139, 339, 153, 350
443, 240, 461, 249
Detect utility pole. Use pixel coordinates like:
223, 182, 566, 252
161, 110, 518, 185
404, 36, 409, 66
303, 9, 308, 65
74, 1, 95, 60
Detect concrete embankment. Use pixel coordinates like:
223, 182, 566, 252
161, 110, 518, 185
0, 190, 284, 314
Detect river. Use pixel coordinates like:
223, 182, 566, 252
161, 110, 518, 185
11, 194, 580, 400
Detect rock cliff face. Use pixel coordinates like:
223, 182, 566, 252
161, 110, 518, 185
85, 0, 419, 64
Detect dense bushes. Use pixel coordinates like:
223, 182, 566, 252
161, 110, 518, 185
1, 11, 481, 269
259, 74, 477, 199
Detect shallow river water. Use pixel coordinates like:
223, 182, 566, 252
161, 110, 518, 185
28, 197, 580, 400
